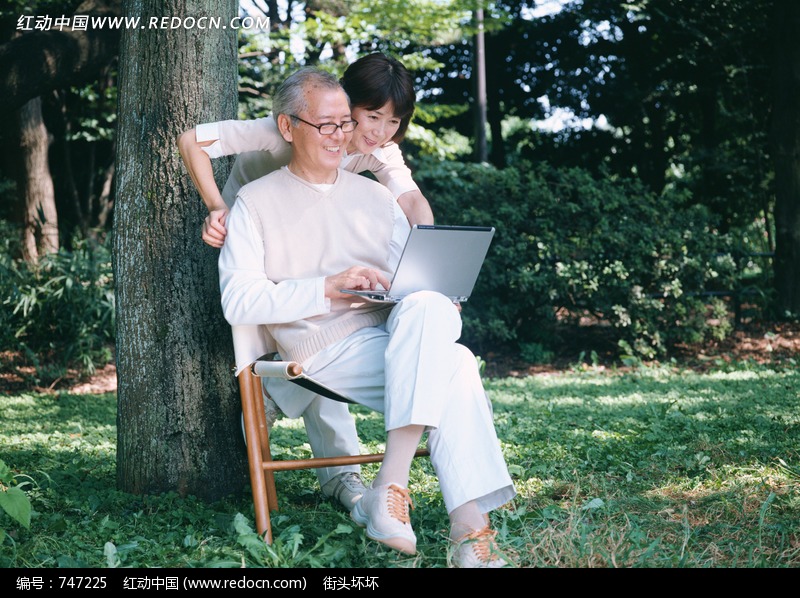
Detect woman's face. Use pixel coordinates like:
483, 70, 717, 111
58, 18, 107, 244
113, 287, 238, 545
348, 101, 402, 155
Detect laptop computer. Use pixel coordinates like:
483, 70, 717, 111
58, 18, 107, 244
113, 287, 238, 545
342, 224, 495, 303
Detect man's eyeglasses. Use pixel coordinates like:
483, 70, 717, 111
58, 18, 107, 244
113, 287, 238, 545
289, 114, 358, 135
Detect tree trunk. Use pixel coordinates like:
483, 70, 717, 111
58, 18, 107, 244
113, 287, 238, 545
473, 8, 488, 163
16, 96, 59, 262
771, 2, 800, 317
485, 18, 505, 168
95, 161, 115, 232
114, 0, 246, 500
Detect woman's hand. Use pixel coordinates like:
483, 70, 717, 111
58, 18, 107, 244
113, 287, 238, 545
202, 208, 229, 248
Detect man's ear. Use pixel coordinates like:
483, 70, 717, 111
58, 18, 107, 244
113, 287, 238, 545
276, 114, 294, 143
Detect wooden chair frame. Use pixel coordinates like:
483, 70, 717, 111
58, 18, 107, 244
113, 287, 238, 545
238, 361, 427, 543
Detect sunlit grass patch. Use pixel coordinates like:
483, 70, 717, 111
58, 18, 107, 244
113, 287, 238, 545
2, 362, 799, 567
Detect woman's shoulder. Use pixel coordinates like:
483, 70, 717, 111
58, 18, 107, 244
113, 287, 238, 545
372, 142, 402, 163
344, 142, 404, 171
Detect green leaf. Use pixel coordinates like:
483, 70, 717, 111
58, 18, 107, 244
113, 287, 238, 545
0, 487, 31, 529
507, 464, 526, 477
0, 459, 11, 484
581, 498, 605, 511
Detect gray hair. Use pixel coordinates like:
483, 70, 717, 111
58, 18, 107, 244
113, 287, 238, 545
272, 67, 346, 122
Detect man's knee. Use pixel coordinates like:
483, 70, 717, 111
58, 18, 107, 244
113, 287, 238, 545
454, 343, 481, 376
386, 290, 462, 342
401, 290, 459, 316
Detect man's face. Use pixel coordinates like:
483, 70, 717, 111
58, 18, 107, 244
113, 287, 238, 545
281, 85, 353, 183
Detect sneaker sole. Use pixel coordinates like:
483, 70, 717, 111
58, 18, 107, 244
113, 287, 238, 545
351, 503, 417, 555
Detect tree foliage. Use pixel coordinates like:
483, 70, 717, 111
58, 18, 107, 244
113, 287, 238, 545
414, 158, 738, 358
417, 1, 775, 230
0, 0, 793, 320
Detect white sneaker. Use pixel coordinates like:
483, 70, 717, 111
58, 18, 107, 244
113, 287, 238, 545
351, 483, 417, 554
321, 472, 367, 512
450, 527, 511, 568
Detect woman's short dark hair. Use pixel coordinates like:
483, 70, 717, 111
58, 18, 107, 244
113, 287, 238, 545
340, 53, 416, 143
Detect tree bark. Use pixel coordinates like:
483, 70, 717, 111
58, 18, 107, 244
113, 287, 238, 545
114, 0, 246, 500
16, 97, 59, 262
770, 2, 800, 316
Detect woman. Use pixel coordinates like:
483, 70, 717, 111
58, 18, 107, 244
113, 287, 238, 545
177, 52, 434, 249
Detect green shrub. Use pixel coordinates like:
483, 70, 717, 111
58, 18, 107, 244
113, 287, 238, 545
0, 223, 115, 381
413, 159, 738, 358
0, 458, 32, 549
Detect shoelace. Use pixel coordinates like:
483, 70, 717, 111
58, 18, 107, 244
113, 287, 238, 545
385, 484, 414, 524
461, 526, 501, 563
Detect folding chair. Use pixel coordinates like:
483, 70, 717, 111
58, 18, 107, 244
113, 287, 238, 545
232, 324, 428, 543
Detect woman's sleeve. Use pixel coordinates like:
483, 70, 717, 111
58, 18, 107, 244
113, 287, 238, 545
196, 116, 289, 159
354, 143, 420, 199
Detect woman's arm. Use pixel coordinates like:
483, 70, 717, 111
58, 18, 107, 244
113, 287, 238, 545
397, 189, 434, 226
177, 118, 292, 248
177, 129, 228, 213
177, 129, 229, 247
347, 143, 435, 226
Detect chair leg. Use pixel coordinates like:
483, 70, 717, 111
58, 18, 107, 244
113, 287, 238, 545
250, 373, 278, 512
238, 361, 431, 545
238, 367, 273, 543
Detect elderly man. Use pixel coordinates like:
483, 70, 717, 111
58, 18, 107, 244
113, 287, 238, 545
218, 67, 516, 567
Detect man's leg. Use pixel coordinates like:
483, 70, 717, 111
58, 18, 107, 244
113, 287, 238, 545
304, 292, 514, 556
302, 292, 511, 501
424, 342, 515, 514
263, 377, 364, 510
382, 292, 516, 566
381, 292, 514, 513
302, 396, 365, 510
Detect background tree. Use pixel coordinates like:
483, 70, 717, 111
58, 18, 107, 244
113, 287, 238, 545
421, 1, 773, 225
0, 0, 120, 113
419, 0, 789, 313
114, 0, 246, 499
771, 1, 800, 316
1, 0, 797, 392
0, 0, 121, 258
14, 96, 59, 262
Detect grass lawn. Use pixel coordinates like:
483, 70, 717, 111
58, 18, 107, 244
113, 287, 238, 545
1, 358, 799, 568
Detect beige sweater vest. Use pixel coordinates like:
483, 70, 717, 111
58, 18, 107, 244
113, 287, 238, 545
237, 167, 396, 363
